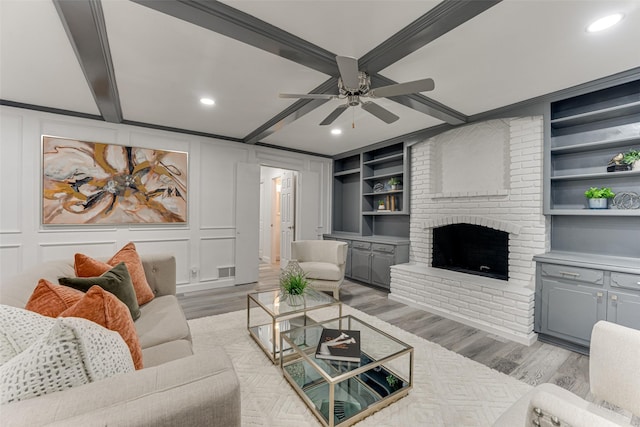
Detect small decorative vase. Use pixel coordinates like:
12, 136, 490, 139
286, 293, 304, 307
588, 198, 608, 209
391, 184, 397, 191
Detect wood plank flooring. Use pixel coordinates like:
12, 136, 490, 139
177, 262, 638, 424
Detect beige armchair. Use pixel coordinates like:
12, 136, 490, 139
494, 321, 640, 426
291, 240, 348, 300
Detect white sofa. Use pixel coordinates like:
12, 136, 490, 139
0, 254, 241, 427
291, 240, 348, 299
494, 321, 640, 426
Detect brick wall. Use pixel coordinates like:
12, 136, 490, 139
390, 117, 548, 345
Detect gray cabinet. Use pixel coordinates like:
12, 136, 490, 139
324, 234, 409, 290
351, 246, 372, 283
534, 252, 640, 353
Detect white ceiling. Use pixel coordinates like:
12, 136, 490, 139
1, 0, 639, 157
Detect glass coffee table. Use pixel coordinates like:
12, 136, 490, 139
279, 315, 413, 427
247, 288, 342, 363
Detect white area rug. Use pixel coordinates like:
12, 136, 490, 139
188, 305, 531, 426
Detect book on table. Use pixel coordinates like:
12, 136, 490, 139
315, 328, 361, 363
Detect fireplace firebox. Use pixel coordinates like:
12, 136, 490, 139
432, 224, 508, 281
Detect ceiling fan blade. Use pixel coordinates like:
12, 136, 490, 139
369, 78, 435, 98
336, 56, 360, 90
361, 101, 399, 124
319, 104, 349, 126
279, 93, 336, 100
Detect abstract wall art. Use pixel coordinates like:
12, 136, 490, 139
42, 135, 188, 225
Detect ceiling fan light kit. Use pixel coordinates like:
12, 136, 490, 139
279, 55, 435, 126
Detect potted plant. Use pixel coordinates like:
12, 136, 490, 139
584, 187, 615, 209
280, 262, 309, 306
623, 148, 640, 171
388, 177, 401, 190
378, 199, 386, 210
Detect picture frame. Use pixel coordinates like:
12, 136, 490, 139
42, 135, 188, 225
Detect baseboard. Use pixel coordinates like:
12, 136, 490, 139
388, 293, 538, 346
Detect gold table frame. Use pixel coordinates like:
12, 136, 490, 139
247, 288, 342, 364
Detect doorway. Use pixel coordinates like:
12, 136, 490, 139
259, 166, 297, 267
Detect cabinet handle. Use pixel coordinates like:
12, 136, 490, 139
611, 295, 618, 301
596, 292, 604, 299
559, 271, 580, 277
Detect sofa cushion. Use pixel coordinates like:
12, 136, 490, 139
60, 286, 143, 370
0, 305, 55, 365
25, 279, 84, 318
0, 316, 134, 404
135, 295, 191, 349
142, 339, 193, 368
60, 262, 141, 321
299, 261, 342, 281
75, 242, 155, 306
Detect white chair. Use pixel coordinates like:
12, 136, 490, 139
290, 240, 348, 300
494, 321, 640, 426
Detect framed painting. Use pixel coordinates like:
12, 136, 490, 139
42, 135, 188, 225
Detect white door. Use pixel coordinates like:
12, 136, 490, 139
297, 171, 321, 240
235, 163, 260, 284
258, 179, 264, 260
280, 170, 295, 268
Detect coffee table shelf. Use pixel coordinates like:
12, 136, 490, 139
247, 289, 342, 363
280, 315, 413, 427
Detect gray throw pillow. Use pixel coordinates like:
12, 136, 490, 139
59, 262, 141, 320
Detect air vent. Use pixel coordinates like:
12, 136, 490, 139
217, 266, 236, 278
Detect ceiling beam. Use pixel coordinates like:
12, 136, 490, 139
132, 0, 339, 77
244, 78, 339, 144
53, 0, 122, 123
359, 0, 502, 73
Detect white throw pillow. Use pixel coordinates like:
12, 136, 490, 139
0, 304, 55, 365
0, 316, 135, 404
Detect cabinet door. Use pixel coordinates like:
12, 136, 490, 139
351, 248, 371, 283
371, 252, 394, 289
607, 291, 640, 330
540, 279, 606, 346
345, 246, 352, 278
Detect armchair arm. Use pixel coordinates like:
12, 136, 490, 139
2, 349, 240, 427
590, 321, 640, 418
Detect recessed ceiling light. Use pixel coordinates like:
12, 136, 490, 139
587, 13, 624, 33
331, 129, 342, 135
200, 97, 215, 106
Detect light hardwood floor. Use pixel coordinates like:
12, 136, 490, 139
178, 262, 609, 408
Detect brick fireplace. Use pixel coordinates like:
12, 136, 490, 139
389, 117, 548, 345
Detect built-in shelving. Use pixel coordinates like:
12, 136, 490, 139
332, 141, 409, 238
546, 78, 640, 218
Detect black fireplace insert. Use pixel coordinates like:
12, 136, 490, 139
432, 223, 508, 281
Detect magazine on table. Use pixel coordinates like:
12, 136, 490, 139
315, 328, 361, 363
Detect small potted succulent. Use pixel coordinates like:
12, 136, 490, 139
378, 199, 386, 210
584, 187, 615, 209
388, 177, 401, 190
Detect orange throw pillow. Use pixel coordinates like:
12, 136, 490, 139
74, 242, 155, 306
25, 279, 84, 317
60, 286, 143, 370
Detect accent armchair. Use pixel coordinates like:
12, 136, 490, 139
291, 240, 348, 300
493, 320, 640, 426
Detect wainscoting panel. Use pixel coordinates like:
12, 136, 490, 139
1, 114, 23, 233
199, 237, 235, 282
0, 245, 22, 281
38, 241, 118, 264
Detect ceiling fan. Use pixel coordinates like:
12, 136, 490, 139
279, 56, 435, 126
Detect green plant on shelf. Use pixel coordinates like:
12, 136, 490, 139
584, 187, 615, 199
622, 149, 640, 165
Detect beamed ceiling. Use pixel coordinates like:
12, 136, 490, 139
1, 0, 639, 157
